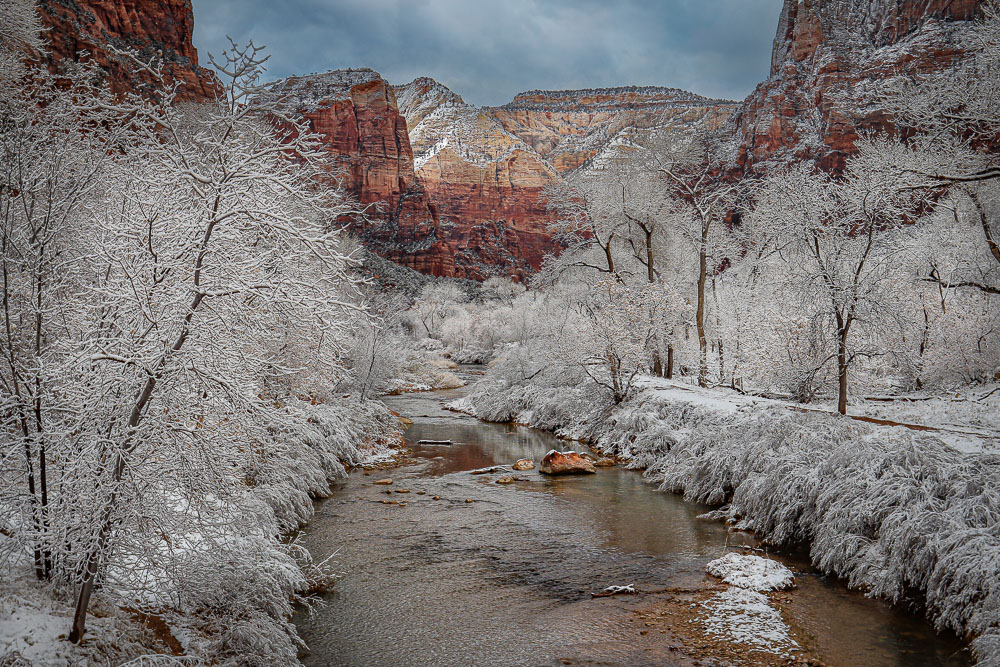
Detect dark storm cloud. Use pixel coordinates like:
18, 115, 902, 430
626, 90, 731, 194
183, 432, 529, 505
191, 0, 785, 106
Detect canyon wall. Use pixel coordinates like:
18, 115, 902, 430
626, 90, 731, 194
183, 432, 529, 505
393, 78, 736, 279
276, 73, 734, 280
33, 0, 991, 280
36, 0, 217, 102
269, 71, 456, 277
730, 0, 985, 175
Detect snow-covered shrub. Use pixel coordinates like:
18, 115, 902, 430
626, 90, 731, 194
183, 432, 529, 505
639, 405, 1000, 661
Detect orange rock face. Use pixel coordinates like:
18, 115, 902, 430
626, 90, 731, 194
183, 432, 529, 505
269, 71, 457, 277
731, 0, 985, 175
539, 450, 597, 475
36, 0, 217, 102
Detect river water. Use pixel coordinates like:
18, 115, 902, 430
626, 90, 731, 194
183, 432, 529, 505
293, 373, 970, 666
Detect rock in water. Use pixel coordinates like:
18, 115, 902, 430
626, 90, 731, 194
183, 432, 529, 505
373, 478, 393, 485
539, 450, 596, 475
496, 475, 515, 484
512, 458, 535, 470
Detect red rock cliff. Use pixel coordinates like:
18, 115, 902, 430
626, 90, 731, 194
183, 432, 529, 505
269, 70, 457, 277
36, 0, 217, 102
731, 0, 985, 175
394, 79, 736, 280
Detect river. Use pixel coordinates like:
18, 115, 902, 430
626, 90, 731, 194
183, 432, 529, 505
292, 370, 970, 666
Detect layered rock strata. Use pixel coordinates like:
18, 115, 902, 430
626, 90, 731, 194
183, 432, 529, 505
36, 0, 217, 102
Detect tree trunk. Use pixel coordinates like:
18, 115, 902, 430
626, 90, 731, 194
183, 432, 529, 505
70, 204, 221, 643
69, 454, 123, 643
666, 346, 674, 379
718, 339, 725, 385
837, 330, 849, 415
608, 352, 623, 404
696, 231, 708, 387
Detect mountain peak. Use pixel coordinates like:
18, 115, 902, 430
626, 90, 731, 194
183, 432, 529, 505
268, 68, 386, 109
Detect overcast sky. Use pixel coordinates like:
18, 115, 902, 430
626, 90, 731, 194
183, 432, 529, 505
191, 0, 785, 107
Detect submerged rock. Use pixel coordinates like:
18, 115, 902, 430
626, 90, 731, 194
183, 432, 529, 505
512, 458, 535, 471
373, 478, 393, 485
592, 584, 637, 598
471, 466, 504, 475
496, 475, 515, 484
539, 450, 596, 475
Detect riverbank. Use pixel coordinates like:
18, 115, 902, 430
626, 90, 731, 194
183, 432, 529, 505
1, 398, 403, 666
456, 374, 1000, 663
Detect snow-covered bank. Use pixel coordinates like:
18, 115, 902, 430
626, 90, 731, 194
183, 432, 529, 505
1, 399, 401, 666
458, 376, 1000, 662
383, 356, 465, 395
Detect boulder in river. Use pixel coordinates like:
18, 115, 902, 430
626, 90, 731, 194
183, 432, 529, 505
496, 475, 515, 484
512, 458, 535, 471
539, 450, 596, 475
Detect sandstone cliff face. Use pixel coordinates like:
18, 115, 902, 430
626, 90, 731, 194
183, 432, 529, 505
732, 0, 985, 174
392, 79, 736, 279
36, 0, 217, 102
270, 70, 457, 277
491, 87, 735, 173
394, 79, 567, 279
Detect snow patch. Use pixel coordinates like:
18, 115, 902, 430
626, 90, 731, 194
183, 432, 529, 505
705, 553, 795, 591
699, 587, 800, 657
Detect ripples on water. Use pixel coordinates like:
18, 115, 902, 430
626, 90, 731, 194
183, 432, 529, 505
293, 380, 970, 666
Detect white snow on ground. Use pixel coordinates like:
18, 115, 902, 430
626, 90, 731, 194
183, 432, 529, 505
0, 566, 147, 666
706, 553, 796, 591
699, 588, 801, 658
636, 376, 1000, 454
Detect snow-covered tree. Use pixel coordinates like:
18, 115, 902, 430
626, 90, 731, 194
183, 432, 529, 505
539, 169, 627, 281
877, 1, 1000, 298
746, 148, 917, 413
577, 279, 660, 404
410, 282, 466, 336
639, 129, 736, 387
0, 33, 152, 585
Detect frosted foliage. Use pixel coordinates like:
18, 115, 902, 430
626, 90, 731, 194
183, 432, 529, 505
0, 0, 41, 54
0, 37, 400, 663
